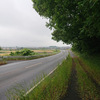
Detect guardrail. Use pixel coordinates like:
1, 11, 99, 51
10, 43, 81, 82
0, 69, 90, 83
0, 53, 55, 61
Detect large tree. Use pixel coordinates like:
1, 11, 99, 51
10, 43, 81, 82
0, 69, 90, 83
32, 0, 100, 54
0, 47, 2, 50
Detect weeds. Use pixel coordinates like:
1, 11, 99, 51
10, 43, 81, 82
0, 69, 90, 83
74, 58, 100, 100
73, 52, 100, 85
79, 56, 100, 85
0, 60, 7, 65
25, 55, 72, 100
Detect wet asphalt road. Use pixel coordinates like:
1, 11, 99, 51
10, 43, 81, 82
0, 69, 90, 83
0, 50, 68, 100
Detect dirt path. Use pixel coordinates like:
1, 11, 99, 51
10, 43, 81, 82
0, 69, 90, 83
61, 58, 81, 100
61, 51, 100, 100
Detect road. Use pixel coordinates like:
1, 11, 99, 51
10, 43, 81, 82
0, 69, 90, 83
0, 50, 68, 100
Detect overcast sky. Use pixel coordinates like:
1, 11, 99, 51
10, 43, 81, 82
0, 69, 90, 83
0, 0, 67, 47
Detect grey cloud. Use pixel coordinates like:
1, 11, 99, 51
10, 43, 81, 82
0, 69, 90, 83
0, 0, 67, 47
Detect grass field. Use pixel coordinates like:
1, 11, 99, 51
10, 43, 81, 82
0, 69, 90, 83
0, 49, 55, 56
74, 57, 100, 100
76, 53, 100, 86
0, 50, 16, 56
32, 50, 54, 53
0, 49, 59, 65
0, 60, 7, 65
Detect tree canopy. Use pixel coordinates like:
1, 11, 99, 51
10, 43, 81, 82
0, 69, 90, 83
32, 0, 100, 54
0, 47, 2, 50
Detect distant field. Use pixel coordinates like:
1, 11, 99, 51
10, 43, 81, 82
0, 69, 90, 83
0, 51, 16, 56
0, 50, 54, 56
32, 50, 53, 53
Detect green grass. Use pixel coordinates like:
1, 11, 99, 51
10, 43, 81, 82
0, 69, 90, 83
4, 53, 58, 61
80, 56, 100, 85
0, 60, 7, 65
74, 58, 100, 100
71, 50, 100, 99
0, 52, 6, 53
1, 51, 59, 64
75, 52, 100, 86
7, 55, 72, 100
3, 50, 59, 61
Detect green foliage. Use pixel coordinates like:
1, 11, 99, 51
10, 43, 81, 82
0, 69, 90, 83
78, 53, 100, 85
0, 47, 2, 50
20, 49, 34, 56
32, 0, 100, 54
10, 52, 15, 56
10, 49, 35, 56
75, 58, 100, 100
0, 60, 7, 65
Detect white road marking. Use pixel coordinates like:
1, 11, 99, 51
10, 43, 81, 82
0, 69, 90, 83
24, 62, 62, 96
0, 62, 24, 68
25, 62, 42, 69
0, 62, 42, 76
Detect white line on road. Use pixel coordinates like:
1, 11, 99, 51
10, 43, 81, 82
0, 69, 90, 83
24, 62, 62, 97
25, 62, 42, 69
0, 62, 42, 76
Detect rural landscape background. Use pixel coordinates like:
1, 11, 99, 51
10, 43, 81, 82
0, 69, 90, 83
0, 0, 100, 100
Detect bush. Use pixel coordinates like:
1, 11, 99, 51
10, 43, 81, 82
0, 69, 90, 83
0, 47, 2, 50
10, 52, 15, 56
20, 49, 34, 56
10, 49, 35, 56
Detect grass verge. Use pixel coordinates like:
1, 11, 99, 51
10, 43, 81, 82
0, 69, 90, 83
4, 51, 59, 61
0, 60, 7, 65
74, 52, 100, 86
78, 56, 100, 86
74, 57, 100, 100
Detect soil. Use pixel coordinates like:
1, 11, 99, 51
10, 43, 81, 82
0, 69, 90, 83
61, 51, 100, 100
61, 58, 81, 100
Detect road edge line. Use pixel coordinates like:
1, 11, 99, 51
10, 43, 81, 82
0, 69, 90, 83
24, 63, 62, 97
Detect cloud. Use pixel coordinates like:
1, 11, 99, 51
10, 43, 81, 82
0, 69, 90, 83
0, 0, 67, 47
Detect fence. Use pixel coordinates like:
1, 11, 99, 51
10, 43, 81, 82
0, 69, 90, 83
1, 53, 54, 61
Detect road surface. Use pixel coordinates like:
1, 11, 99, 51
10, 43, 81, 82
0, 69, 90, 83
0, 50, 68, 100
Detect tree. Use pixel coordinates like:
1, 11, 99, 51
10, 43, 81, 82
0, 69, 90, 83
32, 0, 100, 54
10, 52, 14, 56
10, 49, 35, 56
0, 47, 2, 50
20, 48, 34, 56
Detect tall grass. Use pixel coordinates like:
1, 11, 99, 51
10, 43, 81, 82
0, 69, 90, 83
74, 58, 100, 100
0, 60, 7, 65
73, 52, 100, 85
7, 55, 72, 100
3, 51, 59, 61
24, 55, 72, 100
79, 56, 100, 85
76, 54, 100, 85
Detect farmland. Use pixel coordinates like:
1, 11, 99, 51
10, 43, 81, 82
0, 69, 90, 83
0, 49, 60, 65
0, 49, 55, 56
